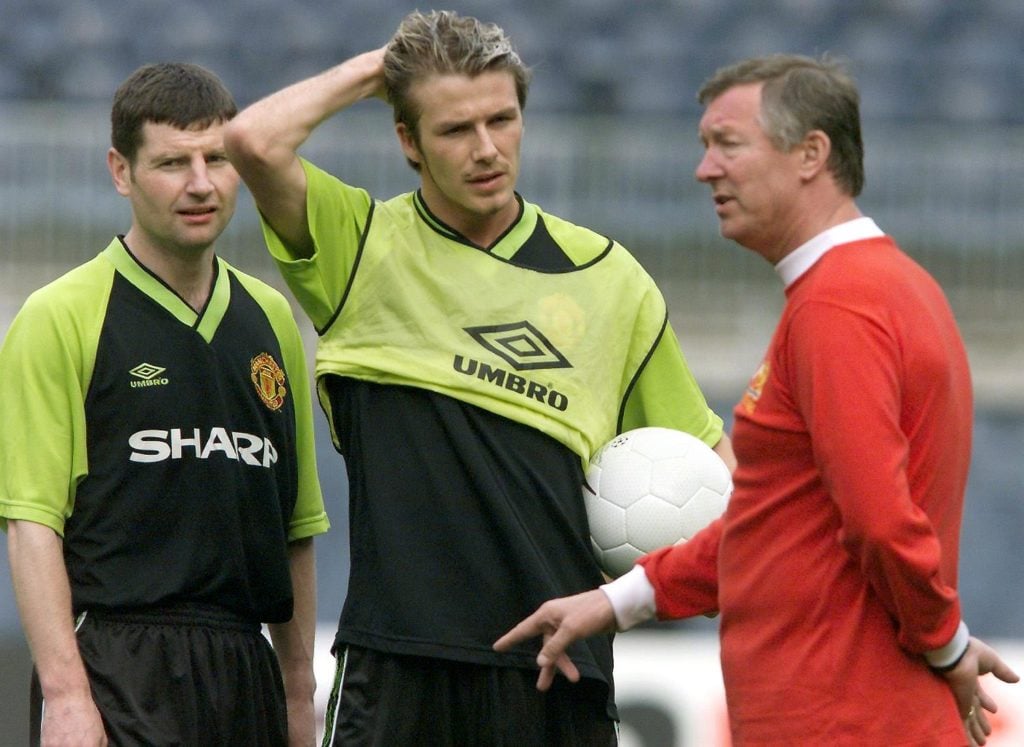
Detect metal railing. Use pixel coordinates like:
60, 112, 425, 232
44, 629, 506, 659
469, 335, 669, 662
2, 104, 1022, 401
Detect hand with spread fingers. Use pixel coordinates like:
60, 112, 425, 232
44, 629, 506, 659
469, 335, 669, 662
941, 636, 1019, 746
493, 589, 617, 691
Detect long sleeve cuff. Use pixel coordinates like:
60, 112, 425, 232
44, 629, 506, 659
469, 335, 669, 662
924, 620, 970, 670
600, 565, 657, 632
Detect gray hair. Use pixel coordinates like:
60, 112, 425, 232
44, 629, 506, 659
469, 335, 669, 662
698, 54, 864, 196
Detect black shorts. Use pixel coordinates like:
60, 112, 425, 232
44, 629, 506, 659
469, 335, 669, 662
30, 605, 287, 747
322, 645, 618, 746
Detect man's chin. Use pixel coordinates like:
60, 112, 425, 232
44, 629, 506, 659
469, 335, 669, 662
717, 215, 752, 241
177, 224, 227, 248
476, 188, 517, 215
169, 236, 219, 255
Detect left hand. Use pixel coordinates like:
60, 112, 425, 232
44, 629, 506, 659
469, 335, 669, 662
964, 700, 991, 747
942, 636, 1019, 746
493, 589, 617, 691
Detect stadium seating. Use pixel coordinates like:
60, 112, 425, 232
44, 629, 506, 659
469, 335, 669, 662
1, 0, 1021, 123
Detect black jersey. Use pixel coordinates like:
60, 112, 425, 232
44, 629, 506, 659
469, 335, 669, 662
323, 376, 609, 677
0, 238, 328, 623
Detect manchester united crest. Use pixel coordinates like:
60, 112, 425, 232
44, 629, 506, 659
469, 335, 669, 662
739, 359, 770, 414
250, 353, 287, 411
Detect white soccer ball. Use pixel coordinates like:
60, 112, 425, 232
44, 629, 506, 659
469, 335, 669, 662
584, 426, 733, 578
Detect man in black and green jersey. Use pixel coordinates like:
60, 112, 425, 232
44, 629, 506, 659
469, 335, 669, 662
0, 63, 329, 746
227, 10, 735, 744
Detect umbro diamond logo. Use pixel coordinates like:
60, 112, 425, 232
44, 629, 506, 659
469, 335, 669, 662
464, 321, 571, 371
130, 363, 166, 380
129, 362, 169, 388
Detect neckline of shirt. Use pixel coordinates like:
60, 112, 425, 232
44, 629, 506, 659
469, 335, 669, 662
775, 217, 885, 288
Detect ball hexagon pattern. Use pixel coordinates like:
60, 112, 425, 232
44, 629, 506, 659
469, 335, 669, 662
584, 427, 732, 578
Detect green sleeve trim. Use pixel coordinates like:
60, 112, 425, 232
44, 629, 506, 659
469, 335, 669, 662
0, 501, 69, 536
0, 252, 113, 533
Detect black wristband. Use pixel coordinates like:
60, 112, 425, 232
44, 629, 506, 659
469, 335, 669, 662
930, 641, 970, 673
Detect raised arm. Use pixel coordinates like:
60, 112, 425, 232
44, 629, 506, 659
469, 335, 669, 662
7, 519, 107, 746
224, 48, 387, 257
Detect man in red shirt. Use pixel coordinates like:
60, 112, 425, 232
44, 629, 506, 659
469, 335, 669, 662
495, 54, 1018, 746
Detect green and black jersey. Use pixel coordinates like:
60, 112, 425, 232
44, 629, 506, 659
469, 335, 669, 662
263, 160, 724, 714
0, 238, 328, 623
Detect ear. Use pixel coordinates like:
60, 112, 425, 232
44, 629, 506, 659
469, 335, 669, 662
797, 130, 831, 181
107, 147, 132, 196
395, 122, 422, 168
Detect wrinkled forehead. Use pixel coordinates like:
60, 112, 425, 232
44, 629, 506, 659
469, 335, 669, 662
699, 83, 765, 134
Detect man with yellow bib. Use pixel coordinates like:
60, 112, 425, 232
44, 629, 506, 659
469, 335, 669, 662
227, 10, 734, 745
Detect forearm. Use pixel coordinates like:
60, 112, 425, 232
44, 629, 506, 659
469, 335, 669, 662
227, 49, 386, 170
268, 538, 318, 701
712, 433, 737, 473
225, 49, 386, 257
638, 518, 723, 620
7, 520, 92, 702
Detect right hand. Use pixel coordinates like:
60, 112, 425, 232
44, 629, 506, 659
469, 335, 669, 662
40, 692, 107, 746
493, 589, 616, 691
360, 47, 390, 103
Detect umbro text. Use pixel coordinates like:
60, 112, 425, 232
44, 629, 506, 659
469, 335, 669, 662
453, 356, 569, 411
130, 378, 169, 388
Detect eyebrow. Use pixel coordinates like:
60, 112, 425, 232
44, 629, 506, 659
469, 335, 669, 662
432, 104, 520, 132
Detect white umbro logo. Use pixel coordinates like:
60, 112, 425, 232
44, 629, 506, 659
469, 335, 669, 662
129, 363, 169, 388
130, 363, 166, 380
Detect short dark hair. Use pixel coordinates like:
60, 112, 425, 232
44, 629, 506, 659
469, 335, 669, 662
111, 62, 237, 163
699, 54, 865, 197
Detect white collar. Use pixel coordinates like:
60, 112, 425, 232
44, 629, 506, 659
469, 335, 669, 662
775, 217, 885, 287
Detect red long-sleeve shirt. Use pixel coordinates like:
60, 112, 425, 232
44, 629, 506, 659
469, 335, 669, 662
641, 232, 973, 745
